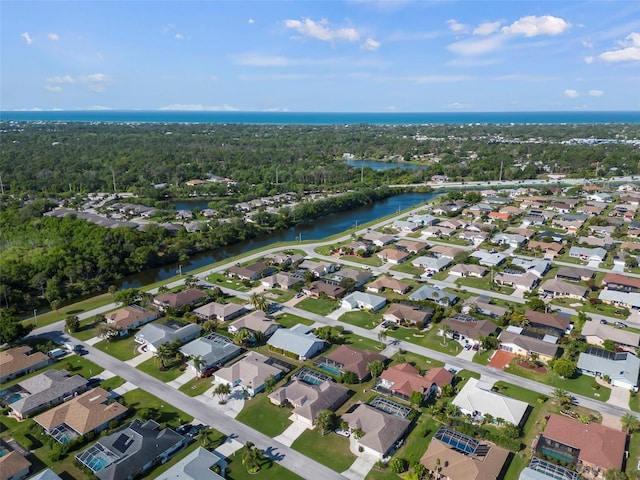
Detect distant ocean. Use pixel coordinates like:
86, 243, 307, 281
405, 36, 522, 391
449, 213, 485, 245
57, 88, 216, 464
1, 110, 639, 125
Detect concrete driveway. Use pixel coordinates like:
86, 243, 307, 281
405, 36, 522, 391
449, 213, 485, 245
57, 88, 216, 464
607, 385, 631, 410
342, 445, 377, 480
456, 345, 476, 361
198, 383, 246, 418
273, 417, 309, 447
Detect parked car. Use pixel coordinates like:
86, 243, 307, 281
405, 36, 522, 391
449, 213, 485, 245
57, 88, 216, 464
464, 344, 472, 350
615, 321, 628, 328
600, 319, 608, 324
334, 429, 350, 437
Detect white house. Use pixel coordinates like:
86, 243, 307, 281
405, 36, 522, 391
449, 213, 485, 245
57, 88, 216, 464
340, 291, 387, 312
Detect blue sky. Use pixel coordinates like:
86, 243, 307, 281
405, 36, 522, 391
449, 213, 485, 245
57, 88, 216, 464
2, 1, 639, 112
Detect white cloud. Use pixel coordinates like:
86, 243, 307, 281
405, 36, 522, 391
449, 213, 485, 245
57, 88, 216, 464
86, 73, 107, 82
473, 21, 501, 36
502, 15, 571, 37
44, 85, 63, 93
584, 56, 594, 64
86, 105, 112, 110
447, 35, 505, 56
48, 32, 59, 41
582, 40, 593, 48
248, 18, 255, 24
447, 102, 472, 109
284, 17, 360, 43
159, 104, 239, 111
564, 89, 579, 98
384, 106, 398, 111
599, 32, 640, 62
21, 32, 32, 45
161, 24, 175, 34
262, 107, 289, 112
361, 38, 380, 51
233, 53, 343, 67
175, 33, 185, 40
47, 75, 74, 84
588, 89, 604, 97
447, 19, 468, 33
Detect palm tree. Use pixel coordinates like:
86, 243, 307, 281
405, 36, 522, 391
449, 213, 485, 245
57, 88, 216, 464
553, 387, 571, 406
213, 382, 232, 402
314, 410, 336, 435
377, 330, 387, 349
155, 342, 174, 370
441, 325, 452, 345
249, 293, 269, 312
234, 328, 253, 346
196, 427, 210, 447
191, 355, 205, 376
621, 413, 640, 433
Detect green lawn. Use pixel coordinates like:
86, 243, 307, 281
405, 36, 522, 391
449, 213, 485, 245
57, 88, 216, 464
121, 388, 193, 426
236, 393, 293, 437
54, 355, 104, 379
630, 392, 640, 412
627, 430, 640, 475
137, 357, 185, 383
179, 376, 214, 397
94, 335, 140, 361
225, 447, 304, 480
395, 414, 440, 464
337, 332, 384, 352
473, 349, 494, 365
291, 428, 356, 472
207, 272, 254, 292
21, 292, 114, 329
72, 319, 104, 341
390, 263, 423, 277
296, 297, 338, 316
342, 254, 385, 267
276, 313, 314, 328
456, 276, 515, 295
390, 350, 445, 370
100, 376, 126, 391
505, 362, 611, 401
386, 326, 462, 356
339, 310, 383, 330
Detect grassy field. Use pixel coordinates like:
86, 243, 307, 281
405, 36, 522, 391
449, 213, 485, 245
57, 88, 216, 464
179, 376, 214, 396
295, 297, 338, 316
235, 394, 293, 437
225, 447, 304, 480
275, 312, 314, 328
94, 335, 140, 361
390, 263, 424, 277
390, 350, 445, 370
456, 276, 515, 295
100, 375, 126, 391
291, 428, 356, 472
121, 388, 193, 426
136, 357, 185, 383
631, 392, 640, 412
22, 292, 115, 329
473, 349, 494, 365
505, 361, 611, 401
339, 310, 383, 330
336, 332, 384, 352
386, 326, 462, 356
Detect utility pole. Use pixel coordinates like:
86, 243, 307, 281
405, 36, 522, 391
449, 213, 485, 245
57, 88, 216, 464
111, 167, 117, 193
498, 159, 504, 183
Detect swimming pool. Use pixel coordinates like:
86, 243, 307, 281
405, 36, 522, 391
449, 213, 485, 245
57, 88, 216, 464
318, 364, 342, 376
5, 393, 24, 404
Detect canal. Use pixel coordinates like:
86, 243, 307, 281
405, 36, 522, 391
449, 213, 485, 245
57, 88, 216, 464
118, 191, 440, 288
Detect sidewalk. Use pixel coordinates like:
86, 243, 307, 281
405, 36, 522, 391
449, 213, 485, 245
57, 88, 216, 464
125, 349, 153, 367
168, 369, 197, 389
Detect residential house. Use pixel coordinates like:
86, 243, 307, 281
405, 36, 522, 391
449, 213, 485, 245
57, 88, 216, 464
267, 324, 325, 360
193, 301, 245, 322
510, 258, 551, 278
265, 252, 304, 266
577, 347, 640, 391
568, 246, 607, 262
395, 239, 428, 253
409, 285, 458, 306
453, 378, 528, 426
553, 219, 583, 234
411, 255, 451, 274
462, 296, 507, 319
34, 388, 128, 442
362, 232, 396, 247
449, 264, 487, 278
227, 262, 274, 281
227, 310, 280, 339
621, 242, 640, 254
214, 352, 288, 396
377, 363, 453, 401
519, 458, 580, 480
491, 233, 527, 248
430, 245, 465, 260
488, 211, 512, 222
458, 230, 489, 246
383, 303, 433, 327
392, 220, 421, 232
526, 240, 563, 257
440, 318, 498, 346
556, 266, 595, 282
298, 259, 337, 277
261, 272, 301, 290
366, 276, 410, 294
155, 447, 225, 480
153, 288, 206, 311
179, 333, 243, 374
0, 346, 50, 384
268, 378, 349, 427
75, 419, 187, 480
341, 291, 387, 312
376, 248, 410, 264
319, 345, 386, 382
420, 427, 510, 480
27, 469, 63, 480
525, 310, 571, 337
494, 271, 540, 291
406, 214, 439, 227
535, 414, 626, 477
581, 321, 640, 350
9, 369, 88, 419
328, 268, 373, 288
578, 236, 615, 249
470, 250, 506, 267
422, 225, 456, 238
539, 278, 588, 300
342, 403, 410, 460
498, 327, 559, 363
302, 281, 346, 299
105, 305, 159, 334
439, 219, 468, 230
135, 322, 201, 353
588, 225, 617, 236
0, 445, 31, 480
603, 273, 640, 293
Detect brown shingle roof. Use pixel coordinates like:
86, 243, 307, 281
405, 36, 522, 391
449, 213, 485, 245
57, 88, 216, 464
154, 288, 205, 307
0, 451, 31, 480
105, 305, 156, 330
0, 346, 49, 379
379, 363, 431, 397
441, 318, 498, 340
525, 310, 570, 331
342, 403, 410, 456
324, 345, 385, 380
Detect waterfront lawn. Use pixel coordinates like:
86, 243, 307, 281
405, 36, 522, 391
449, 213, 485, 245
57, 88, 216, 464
386, 326, 462, 356
236, 393, 293, 437
100, 375, 126, 391
339, 310, 383, 330
295, 297, 338, 316
136, 357, 185, 383
179, 376, 214, 397
94, 334, 140, 361
121, 388, 193, 426
225, 447, 303, 480
22, 292, 113, 329
505, 361, 611, 401
275, 313, 314, 328
291, 428, 356, 472
456, 276, 515, 295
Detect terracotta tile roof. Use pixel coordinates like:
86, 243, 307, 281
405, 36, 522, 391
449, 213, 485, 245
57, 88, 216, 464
541, 414, 626, 471
604, 273, 640, 291
34, 387, 127, 435
380, 363, 432, 397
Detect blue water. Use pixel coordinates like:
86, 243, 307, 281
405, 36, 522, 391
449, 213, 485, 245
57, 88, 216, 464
1, 110, 639, 124
346, 160, 424, 171
319, 364, 342, 376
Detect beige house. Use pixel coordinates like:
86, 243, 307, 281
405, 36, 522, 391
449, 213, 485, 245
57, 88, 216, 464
0, 346, 50, 384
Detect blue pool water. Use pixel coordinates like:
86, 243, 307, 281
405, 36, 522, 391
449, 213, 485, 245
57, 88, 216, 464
5, 393, 23, 404
319, 364, 342, 376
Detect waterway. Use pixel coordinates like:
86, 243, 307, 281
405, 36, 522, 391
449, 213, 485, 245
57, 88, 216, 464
117, 191, 440, 288
345, 160, 426, 171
